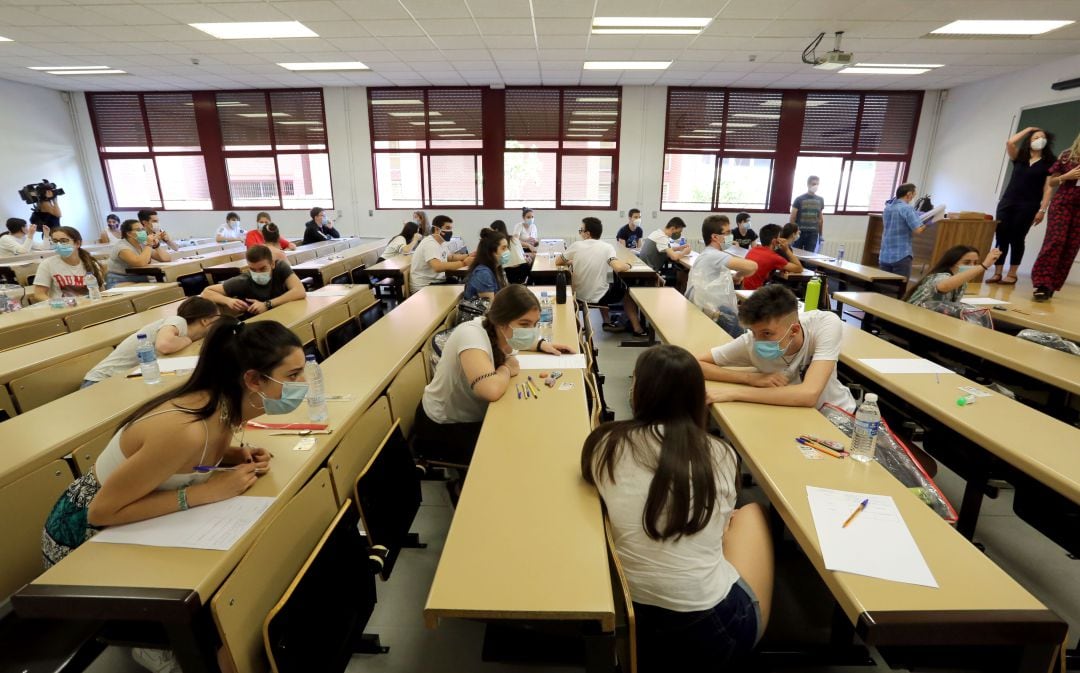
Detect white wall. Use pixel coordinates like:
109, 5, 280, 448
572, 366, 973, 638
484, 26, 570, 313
926, 54, 1080, 285
0, 80, 95, 240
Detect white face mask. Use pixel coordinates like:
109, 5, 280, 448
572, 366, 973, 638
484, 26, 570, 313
808, 184, 819, 194
1031, 138, 1047, 151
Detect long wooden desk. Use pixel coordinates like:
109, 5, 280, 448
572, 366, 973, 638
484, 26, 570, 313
964, 279, 1080, 343
126, 250, 242, 283
361, 255, 412, 296
290, 238, 388, 287
12, 286, 463, 673
794, 249, 908, 298
529, 241, 660, 286
0, 283, 181, 352
425, 288, 615, 669
834, 292, 1080, 403
629, 287, 1065, 671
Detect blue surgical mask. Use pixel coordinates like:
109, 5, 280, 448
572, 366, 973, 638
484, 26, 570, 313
259, 377, 310, 415
752, 323, 795, 360
56, 243, 75, 258
723, 234, 734, 248
508, 326, 538, 350
957, 265, 974, 274
135, 230, 148, 244
499, 251, 511, 266
250, 270, 272, 286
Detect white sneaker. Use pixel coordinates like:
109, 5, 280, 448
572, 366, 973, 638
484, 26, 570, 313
132, 647, 182, 673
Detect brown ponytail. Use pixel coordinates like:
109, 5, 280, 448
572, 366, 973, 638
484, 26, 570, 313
54, 226, 105, 287
481, 285, 539, 368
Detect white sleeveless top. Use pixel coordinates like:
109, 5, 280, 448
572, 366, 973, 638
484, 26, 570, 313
94, 408, 219, 491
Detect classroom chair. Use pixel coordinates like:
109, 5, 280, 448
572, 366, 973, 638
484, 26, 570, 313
130, 285, 184, 312
64, 302, 133, 331
312, 304, 351, 359
10, 346, 113, 413
604, 513, 637, 673
324, 317, 363, 357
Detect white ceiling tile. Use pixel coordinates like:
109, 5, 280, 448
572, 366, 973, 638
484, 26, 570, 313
400, 0, 471, 19
271, 1, 354, 22
29, 6, 114, 26
438, 49, 492, 60
531, 0, 594, 18
536, 35, 587, 49
359, 20, 426, 37
419, 19, 480, 36
326, 36, 389, 51
464, 0, 531, 19
534, 18, 590, 35
151, 3, 234, 23
300, 21, 372, 38
474, 18, 533, 35
490, 49, 538, 62
334, 0, 413, 20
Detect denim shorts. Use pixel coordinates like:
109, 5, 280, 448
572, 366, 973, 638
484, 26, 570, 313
633, 578, 762, 672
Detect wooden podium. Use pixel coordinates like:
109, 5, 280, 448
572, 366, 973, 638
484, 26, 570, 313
863, 214, 997, 280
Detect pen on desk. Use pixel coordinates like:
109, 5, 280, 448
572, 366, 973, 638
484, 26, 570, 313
796, 437, 844, 458
842, 499, 869, 528
527, 376, 541, 398
516, 384, 522, 400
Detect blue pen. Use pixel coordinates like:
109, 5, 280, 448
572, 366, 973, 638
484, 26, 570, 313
193, 465, 236, 473
516, 384, 522, 400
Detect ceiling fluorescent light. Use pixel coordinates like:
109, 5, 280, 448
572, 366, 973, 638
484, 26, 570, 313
570, 119, 615, 124
584, 61, 671, 70
931, 19, 1073, 36
371, 99, 423, 105
47, 69, 127, 75
840, 67, 929, 75
29, 65, 110, 71
593, 17, 711, 27
593, 28, 701, 35
278, 61, 369, 71
238, 112, 291, 117
855, 63, 943, 68
438, 133, 475, 137
733, 113, 780, 119
189, 21, 318, 39
0, 36, 12, 42
276, 121, 322, 125
571, 111, 618, 116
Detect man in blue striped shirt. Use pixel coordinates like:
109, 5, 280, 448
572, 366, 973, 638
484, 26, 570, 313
878, 183, 927, 279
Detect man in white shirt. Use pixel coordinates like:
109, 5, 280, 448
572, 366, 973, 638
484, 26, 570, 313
639, 217, 692, 280
696, 284, 856, 412
216, 212, 245, 243
686, 215, 759, 338
0, 217, 52, 257
410, 215, 472, 293
556, 217, 647, 338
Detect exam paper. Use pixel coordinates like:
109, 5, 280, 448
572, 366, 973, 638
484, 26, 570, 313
129, 356, 200, 376
101, 285, 153, 293
515, 353, 587, 370
959, 297, 1010, 306
90, 496, 275, 551
859, 358, 952, 375
806, 486, 937, 588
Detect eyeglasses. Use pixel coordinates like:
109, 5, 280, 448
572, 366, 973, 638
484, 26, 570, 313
52, 238, 74, 245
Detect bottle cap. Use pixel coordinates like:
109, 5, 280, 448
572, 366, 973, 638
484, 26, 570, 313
305, 354, 317, 362
865, 393, 878, 403
136, 333, 147, 340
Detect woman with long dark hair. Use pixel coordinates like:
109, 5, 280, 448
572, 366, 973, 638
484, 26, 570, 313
382, 221, 421, 259
463, 228, 510, 301
582, 345, 773, 672
412, 210, 430, 237
905, 244, 1001, 307
490, 219, 529, 284
1032, 130, 1080, 301
992, 127, 1055, 284
32, 226, 106, 302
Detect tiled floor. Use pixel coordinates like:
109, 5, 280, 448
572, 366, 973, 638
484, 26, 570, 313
88, 309, 1079, 673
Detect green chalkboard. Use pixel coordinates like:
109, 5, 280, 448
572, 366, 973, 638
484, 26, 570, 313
1000, 98, 1080, 197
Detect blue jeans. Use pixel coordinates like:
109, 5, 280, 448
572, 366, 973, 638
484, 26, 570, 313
795, 229, 819, 253
105, 272, 151, 289
878, 255, 913, 279
633, 578, 761, 673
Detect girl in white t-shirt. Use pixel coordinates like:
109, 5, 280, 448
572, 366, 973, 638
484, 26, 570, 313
381, 221, 421, 259
490, 220, 529, 284
32, 226, 107, 303
513, 207, 539, 253
582, 345, 773, 671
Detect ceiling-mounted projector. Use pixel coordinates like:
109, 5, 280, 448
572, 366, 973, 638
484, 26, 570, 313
804, 31, 854, 71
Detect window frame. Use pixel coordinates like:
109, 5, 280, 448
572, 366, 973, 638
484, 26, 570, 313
661, 87, 922, 215
86, 89, 333, 212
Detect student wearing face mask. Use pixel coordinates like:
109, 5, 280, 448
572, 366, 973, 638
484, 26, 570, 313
33, 226, 106, 302
43, 319, 301, 672
490, 220, 529, 284
81, 297, 221, 387
513, 207, 539, 253
99, 214, 122, 244
216, 212, 246, 243
413, 285, 574, 470
906, 245, 1002, 308
107, 219, 171, 288
696, 285, 856, 412
742, 224, 803, 291
790, 176, 825, 252
464, 228, 510, 302
0, 217, 53, 257
990, 127, 1055, 285
139, 209, 179, 252
733, 212, 757, 248
246, 212, 297, 250
410, 215, 474, 292
686, 216, 759, 338
616, 208, 644, 250
202, 244, 305, 315
302, 207, 341, 244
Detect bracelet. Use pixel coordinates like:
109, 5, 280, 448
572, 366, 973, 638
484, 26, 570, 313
537, 338, 547, 351
177, 487, 189, 511
469, 370, 500, 389
980, 263, 988, 270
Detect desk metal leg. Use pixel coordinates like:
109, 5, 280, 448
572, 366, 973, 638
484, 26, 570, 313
956, 476, 987, 541
165, 609, 221, 673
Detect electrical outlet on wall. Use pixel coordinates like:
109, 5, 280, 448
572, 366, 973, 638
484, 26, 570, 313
368, 209, 373, 217
619, 210, 625, 218
652, 211, 658, 219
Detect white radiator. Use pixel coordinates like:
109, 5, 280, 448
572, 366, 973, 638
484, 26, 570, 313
819, 239, 864, 263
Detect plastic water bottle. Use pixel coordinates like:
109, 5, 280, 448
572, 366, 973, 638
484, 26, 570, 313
850, 393, 881, 463
136, 333, 161, 384
836, 244, 846, 263
49, 288, 64, 309
0, 288, 8, 314
85, 273, 101, 301
305, 354, 328, 422
539, 292, 553, 323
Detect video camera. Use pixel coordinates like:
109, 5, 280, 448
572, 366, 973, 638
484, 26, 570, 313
18, 179, 65, 205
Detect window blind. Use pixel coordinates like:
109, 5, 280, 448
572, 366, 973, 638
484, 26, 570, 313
724, 91, 782, 151
270, 90, 328, 149
561, 87, 619, 143
800, 92, 860, 152
856, 93, 920, 155
505, 88, 560, 142
88, 93, 147, 152
665, 88, 726, 152
143, 93, 200, 152
217, 91, 272, 150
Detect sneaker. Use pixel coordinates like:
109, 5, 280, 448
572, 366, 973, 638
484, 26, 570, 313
601, 321, 626, 333
132, 648, 181, 673
630, 329, 650, 338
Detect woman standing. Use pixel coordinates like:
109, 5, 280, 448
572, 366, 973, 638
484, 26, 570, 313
1032, 131, 1080, 301
991, 127, 1055, 284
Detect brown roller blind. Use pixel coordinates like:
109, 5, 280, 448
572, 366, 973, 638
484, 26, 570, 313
426, 88, 483, 143
217, 91, 272, 150
857, 92, 920, 155
723, 91, 782, 151
800, 92, 860, 152
506, 88, 560, 142
269, 89, 327, 149
562, 87, 619, 143
87, 93, 148, 152
369, 88, 429, 143
665, 88, 725, 152
143, 93, 200, 152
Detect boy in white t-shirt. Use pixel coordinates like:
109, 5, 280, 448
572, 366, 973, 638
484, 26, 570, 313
409, 215, 473, 292
696, 284, 856, 412
557, 217, 647, 338
686, 215, 759, 338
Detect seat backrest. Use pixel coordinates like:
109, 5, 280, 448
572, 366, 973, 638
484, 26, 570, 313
353, 419, 422, 581
0, 459, 75, 601
326, 397, 393, 505
64, 301, 133, 332
11, 345, 114, 413
386, 352, 426, 439
212, 468, 340, 673
345, 290, 377, 319
312, 304, 350, 357
324, 318, 362, 357
584, 371, 602, 429
293, 250, 317, 265
604, 513, 637, 673
70, 425, 117, 477
131, 285, 184, 312
0, 318, 67, 353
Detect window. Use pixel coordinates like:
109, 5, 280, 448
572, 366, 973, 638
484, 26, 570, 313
504, 87, 620, 210
86, 89, 332, 211
662, 88, 921, 213
368, 88, 483, 208
662, 89, 782, 211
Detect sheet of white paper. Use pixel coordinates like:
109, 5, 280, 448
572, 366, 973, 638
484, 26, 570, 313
101, 285, 152, 294
89, 496, 274, 551
959, 297, 1009, 306
806, 486, 937, 588
859, 358, 952, 375
129, 356, 200, 376
515, 353, 588, 370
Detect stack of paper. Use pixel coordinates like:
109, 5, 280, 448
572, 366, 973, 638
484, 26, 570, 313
515, 353, 587, 370
960, 297, 1009, 307
859, 358, 951, 375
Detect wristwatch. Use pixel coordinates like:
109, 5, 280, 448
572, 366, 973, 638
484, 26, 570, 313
266, 299, 273, 309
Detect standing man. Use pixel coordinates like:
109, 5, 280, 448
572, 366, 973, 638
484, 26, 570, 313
616, 208, 644, 249
790, 176, 825, 252
879, 183, 927, 279
138, 209, 180, 251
